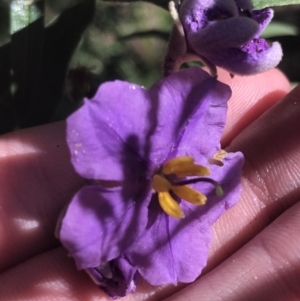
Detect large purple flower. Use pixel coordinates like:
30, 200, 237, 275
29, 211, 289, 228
165, 0, 282, 76
57, 67, 244, 298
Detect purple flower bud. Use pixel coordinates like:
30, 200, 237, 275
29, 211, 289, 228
177, 0, 282, 75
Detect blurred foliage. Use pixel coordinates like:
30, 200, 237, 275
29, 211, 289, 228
102, 0, 300, 10
262, 21, 298, 37
269, 5, 300, 82
0, 0, 300, 134
69, 1, 171, 88
10, 0, 41, 33
253, 0, 300, 8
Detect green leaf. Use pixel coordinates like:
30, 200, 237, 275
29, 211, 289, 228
261, 21, 298, 38
253, 0, 300, 9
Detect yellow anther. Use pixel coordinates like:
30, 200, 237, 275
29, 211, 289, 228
155, 156, 213, 218
163, 156, 210, 177
173, 164, 211, 178
162, 156, 194, 175
152, 174, 171, 192
171, 185, 207, 205
214, 149, 227, 161
209, 149, 228, 166
158, 191, 185, 219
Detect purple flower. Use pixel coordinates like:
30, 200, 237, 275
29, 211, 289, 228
165, 0, 282, 76
57, 67, 244, 298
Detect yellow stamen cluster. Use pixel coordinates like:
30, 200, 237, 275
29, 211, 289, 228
152, 156, 211, 219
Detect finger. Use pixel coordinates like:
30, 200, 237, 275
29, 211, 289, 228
206, 84, 300, 272
164, 200, 300, 301
0, 247, 105, 301
158, 83, 300, 298
0, 122, 83, 271
218, 68, 290, 146
131, 83, 300, 299
0, 71, 290, 274
1, 200, 299, 301
0, 247, 163, 301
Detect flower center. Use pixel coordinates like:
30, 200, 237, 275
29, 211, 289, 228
151, 156, 221, 219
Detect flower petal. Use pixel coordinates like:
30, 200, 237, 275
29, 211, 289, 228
171, 72, 231, 163
203, 41, 282, 75
67, 67, 229, 180
150, 67, 232, 165
86, 257, 139, 299
234, 0, 253, 12
67, 81, 153, 181
126, 151, 244, 285
127, 207, 212, 285
58, 185, 149, 269
251, 8, 273, 36
180, 0, 239, 31
183, 16, 258, 50
191, 151, 245, 224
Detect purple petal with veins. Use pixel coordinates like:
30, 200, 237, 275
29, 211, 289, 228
58, 67, 244, 298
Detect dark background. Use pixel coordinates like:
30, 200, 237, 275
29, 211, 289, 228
0, 0, 298, 134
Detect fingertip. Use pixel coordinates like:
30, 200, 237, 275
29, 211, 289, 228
217, 68, 291, 146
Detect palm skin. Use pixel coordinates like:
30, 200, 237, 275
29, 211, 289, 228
1, 68, 299, 301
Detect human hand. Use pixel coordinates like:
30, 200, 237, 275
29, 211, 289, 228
0, 68, 296, 301
166, 71, 300, 301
